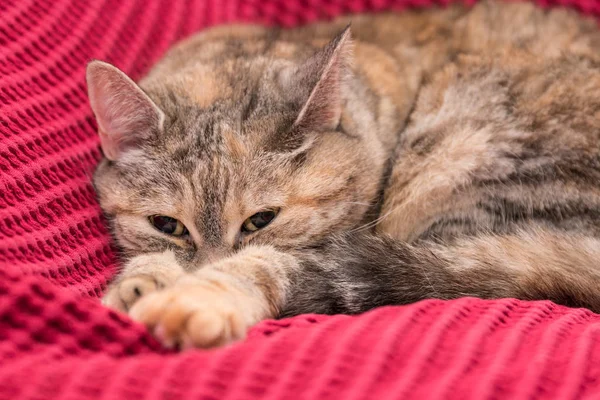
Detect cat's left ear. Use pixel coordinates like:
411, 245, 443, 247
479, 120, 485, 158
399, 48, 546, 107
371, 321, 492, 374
282, 26, 353, 133
86, 61, 165, 160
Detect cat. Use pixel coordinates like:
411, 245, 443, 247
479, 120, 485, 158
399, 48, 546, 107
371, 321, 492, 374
88, 0, 600, 350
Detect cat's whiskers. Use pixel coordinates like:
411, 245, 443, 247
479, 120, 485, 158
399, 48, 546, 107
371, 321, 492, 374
347, 206, 397, 234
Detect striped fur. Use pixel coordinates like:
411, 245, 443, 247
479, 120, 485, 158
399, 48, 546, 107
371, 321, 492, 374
89, 1, 600, 349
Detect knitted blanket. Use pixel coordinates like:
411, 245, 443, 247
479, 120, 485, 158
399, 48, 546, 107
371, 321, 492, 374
2, 0, 600, 398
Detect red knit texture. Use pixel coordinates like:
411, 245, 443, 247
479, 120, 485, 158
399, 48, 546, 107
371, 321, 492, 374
2, 1, 600, 399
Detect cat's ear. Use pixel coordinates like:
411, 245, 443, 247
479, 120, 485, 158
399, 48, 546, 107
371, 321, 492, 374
86, 61, 165, 161
283, 26, 353, 132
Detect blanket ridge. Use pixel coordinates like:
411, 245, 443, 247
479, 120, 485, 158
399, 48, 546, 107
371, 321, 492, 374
2, 0, 600, 398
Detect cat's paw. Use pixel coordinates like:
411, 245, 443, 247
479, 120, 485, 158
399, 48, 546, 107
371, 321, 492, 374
101, 251, 186, 312
128, 280, 248, 349
102, 274, 161, 312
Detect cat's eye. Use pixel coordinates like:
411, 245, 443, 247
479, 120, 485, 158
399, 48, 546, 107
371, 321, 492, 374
242, 208, 280, 233
149, 215, 189, 237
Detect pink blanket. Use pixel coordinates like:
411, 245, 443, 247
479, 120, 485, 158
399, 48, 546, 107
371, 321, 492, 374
2, 0, 600, 398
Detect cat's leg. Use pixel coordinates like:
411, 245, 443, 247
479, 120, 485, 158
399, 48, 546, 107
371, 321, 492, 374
102, 250, 185, 312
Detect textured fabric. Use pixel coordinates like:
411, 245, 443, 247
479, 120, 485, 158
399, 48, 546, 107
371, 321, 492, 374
2, 0, 600, 399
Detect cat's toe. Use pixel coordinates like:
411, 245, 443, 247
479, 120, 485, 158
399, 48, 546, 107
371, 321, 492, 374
101, 285, 126, 311
101, 274, 160, 312
184, 305, 246, 348
118, 275, 159, 308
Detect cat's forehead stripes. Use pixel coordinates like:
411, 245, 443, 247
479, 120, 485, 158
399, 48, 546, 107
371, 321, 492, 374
195, 151, 231, 246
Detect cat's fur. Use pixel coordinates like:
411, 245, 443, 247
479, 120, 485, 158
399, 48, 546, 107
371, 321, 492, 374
88, 0, 600, 349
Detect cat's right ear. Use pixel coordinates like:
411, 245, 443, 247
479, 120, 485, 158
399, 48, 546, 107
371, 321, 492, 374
86, 61, 165, 161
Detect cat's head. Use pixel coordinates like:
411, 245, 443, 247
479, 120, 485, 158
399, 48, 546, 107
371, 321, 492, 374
88, 27, 387, 266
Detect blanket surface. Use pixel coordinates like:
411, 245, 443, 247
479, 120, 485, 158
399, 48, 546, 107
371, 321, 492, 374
2, 0, 600, 398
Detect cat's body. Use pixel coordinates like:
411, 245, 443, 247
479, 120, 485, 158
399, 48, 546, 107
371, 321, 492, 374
88, 0, 600, 349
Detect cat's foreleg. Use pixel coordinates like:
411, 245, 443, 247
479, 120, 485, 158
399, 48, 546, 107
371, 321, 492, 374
107, 245, 298, 349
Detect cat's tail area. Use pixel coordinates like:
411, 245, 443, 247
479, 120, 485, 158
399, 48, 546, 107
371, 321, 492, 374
283, 227, 600, 316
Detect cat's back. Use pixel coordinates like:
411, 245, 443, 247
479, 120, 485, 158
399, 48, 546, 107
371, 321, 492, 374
380, 48, 600, 242
146, 0, 600, 73
139, 0, 600, 128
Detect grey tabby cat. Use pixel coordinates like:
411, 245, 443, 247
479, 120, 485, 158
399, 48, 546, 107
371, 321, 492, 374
88, 0, 600, 349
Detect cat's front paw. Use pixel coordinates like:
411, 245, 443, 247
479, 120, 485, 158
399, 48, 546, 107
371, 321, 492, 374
102, 274, 161, 312
101, 251, 186, 312
128, 279, 248, 349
